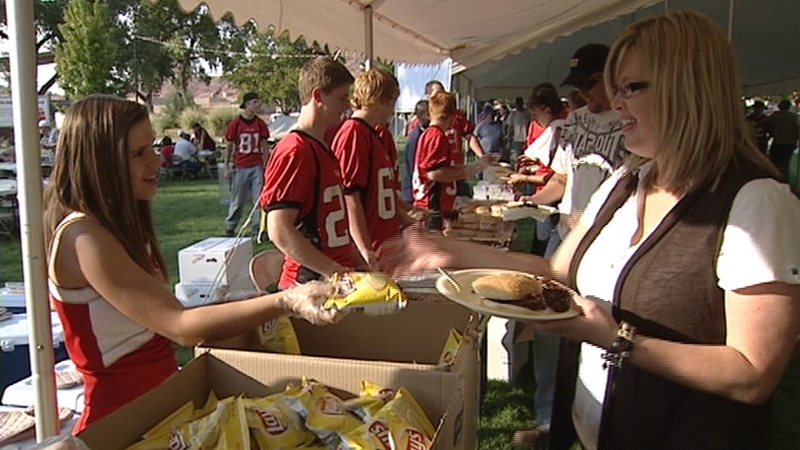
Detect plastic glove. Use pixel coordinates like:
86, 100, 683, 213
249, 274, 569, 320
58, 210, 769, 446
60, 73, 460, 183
407, 206, 429, 221
279, 280, 347, 325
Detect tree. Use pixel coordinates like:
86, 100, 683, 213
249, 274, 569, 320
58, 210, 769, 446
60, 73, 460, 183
223, 26, 332, 113
55, 0, 121, 98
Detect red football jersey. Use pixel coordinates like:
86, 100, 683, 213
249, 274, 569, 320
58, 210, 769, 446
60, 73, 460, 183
375, 123, 400, 191
260, 130, 355, 288
446, 109, 474, 165
225, 115, 270, 168
412, 125, 457, 212
332, 118, 400, 250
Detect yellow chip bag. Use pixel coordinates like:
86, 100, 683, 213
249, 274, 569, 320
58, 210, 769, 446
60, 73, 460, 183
194, 390, 220, 420
243, 396, 318, 448
284, 379, 362, 448
141, 400, 195, 440
212, 396, 250, 450
378, 387, 436, 439
343, 381, 397, 422
256, 316, 301, 354
438, 329, 463, 365
126, 396, 235, 450
324, 272, 407, 315
340, 417, 432, 450
340, 387, 435, 450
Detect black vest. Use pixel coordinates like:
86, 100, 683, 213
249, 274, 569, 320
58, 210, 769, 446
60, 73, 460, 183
551, 160, 776, 450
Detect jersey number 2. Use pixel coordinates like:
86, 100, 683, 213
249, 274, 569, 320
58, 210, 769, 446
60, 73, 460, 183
323, 185, 350, 248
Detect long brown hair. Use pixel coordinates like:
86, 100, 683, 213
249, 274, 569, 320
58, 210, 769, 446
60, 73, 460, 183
44, 95, 167, 281
605, 11, 779, 192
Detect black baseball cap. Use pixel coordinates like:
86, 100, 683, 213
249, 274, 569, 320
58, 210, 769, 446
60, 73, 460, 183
239, 92, 260, 109
561, 43, 610, 87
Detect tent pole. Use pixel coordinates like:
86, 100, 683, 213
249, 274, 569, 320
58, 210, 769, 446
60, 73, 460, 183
364, 5, 374, 70
5, 0, 59, 440
727, 0, 735, 41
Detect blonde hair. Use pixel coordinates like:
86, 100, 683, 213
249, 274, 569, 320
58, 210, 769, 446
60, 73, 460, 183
352, 68, 399, 109
605, 10, 778, 191
427, 91, 456, 122
298, 56, 354, 104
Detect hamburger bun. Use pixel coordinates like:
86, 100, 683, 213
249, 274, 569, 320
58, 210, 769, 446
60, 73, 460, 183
471, 273, 542, 301
474, 205, 492, 215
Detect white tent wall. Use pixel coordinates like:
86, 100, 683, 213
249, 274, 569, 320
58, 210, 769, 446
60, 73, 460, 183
458, 0, 800, 99
395, 59, 452, 113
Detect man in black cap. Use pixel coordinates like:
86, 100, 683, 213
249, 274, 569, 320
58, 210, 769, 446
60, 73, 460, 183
513, 43, 629, 449
223, 91, 271, 237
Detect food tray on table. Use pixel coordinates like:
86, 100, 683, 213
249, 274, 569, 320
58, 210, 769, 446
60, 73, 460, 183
501, 201, 559, 222
443, 200, 514, 247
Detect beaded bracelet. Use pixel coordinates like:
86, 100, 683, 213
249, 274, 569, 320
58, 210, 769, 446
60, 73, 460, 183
602, 321, 637, 369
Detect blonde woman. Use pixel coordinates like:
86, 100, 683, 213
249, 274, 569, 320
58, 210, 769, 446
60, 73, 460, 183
380, 11, 800, 450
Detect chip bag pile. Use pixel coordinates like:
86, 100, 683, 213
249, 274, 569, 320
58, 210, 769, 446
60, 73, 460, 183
323, 272, 407, 315
125, 379, 435, 450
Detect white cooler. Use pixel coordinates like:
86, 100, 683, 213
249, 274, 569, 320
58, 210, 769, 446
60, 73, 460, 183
178, 237, 252, 285
0, 287, 26, 314
0, 313, 68, 397
174, 274, 253, 308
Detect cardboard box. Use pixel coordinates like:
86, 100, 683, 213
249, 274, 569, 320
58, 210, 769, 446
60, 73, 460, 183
177, 237, 252, 285
173, 274, 252, 308
200, 301, 482, 450
78, 352, 463, 450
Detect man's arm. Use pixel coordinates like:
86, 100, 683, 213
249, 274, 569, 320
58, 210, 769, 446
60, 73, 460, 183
467, 134, 485, 158
267, 208, 350, 277
224, 141, 235, 179
523, 172, 566, 205
343, 193, 377, 268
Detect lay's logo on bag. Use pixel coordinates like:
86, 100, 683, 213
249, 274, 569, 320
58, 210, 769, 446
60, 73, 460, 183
406, 428, 429, 450
168, 432, 188, 450
368, 420, 392, 449
256, 408, 287, 435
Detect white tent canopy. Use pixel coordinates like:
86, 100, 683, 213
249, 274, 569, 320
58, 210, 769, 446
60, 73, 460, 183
177, 0, 658, 68
458, 0, 800, 99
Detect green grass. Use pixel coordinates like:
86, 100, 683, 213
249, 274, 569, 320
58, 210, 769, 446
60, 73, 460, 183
3, 166, 799, 449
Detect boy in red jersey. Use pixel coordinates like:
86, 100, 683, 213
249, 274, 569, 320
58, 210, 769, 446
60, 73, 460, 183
424, 80, 488, 198
260, 57, 363, 289
412, 91, 486, 230
332, 69, 420, 267
223, 92, 271, 237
